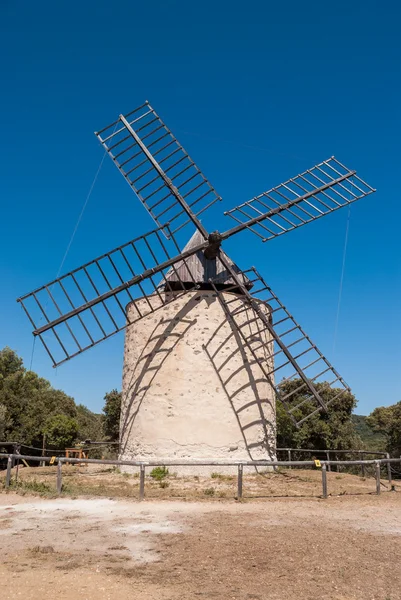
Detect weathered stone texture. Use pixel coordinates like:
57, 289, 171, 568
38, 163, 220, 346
120, 290, 276, 472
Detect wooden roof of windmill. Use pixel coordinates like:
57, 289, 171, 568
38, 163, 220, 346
162, 230, 252, 292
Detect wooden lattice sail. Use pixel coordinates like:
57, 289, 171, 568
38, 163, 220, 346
17, 101, 376, 428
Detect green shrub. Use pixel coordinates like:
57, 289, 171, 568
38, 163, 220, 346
204, 487, 215, 496
150, 466, 169, 481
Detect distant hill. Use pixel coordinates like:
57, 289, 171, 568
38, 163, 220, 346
352, 414, 387, 452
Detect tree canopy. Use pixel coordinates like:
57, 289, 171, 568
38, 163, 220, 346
102, 389, 121, 442
276, 380, 361, 452
0, 346, 105, 450
351, 414, 386, 452
367, 401, 401, 457
44, 414, 79, 449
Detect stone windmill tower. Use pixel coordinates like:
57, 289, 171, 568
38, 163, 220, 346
18, 102, 375, 468
121, 230, 276, 466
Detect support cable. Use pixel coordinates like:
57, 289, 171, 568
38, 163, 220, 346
29, 336, 36, 372
332, 205, 351, 357
28, 142, 111, 369
56, 151, 108, 278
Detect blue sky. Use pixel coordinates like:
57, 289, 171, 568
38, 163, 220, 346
0, 0, 400, 415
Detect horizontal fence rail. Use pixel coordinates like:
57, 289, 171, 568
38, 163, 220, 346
0, 443, 392, 484
0, 441, 388, 457
0, 453, 399, 501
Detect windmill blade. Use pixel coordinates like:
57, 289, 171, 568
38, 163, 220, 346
211, 259, 350, 427
18, 226, 208, 367
222, 157, 375, 242
95, 102, 221, 236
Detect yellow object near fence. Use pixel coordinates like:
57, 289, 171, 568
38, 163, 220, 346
49, 456, 56, 465
314, 459, 321, 468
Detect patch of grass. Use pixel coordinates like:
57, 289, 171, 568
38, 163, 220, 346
150, 466, 169, 481
159, 480, 169, 489
11, 479, 55, 497
336, 475, 343, 480
60, 480, 138, 498
204, 487, 215, 496
211, 472, 234, 482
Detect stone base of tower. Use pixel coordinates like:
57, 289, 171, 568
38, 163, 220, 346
120, 290, 276, 475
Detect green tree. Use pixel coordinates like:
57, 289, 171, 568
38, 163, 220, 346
43, 414, 79, 449
102, 389, 121, 442
0, 365, 77, 447
276, 380, 361, 452
351, 414, 386, 452
76, 404, 103, 442
0, 346, 24, 379
0, 347, 101, 449
367, 402, 401, 457
0, 404, 8, 440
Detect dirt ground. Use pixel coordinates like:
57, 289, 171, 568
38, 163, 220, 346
0, 468, 400, 600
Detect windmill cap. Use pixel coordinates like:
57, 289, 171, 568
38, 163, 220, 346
161, 230, 252, 292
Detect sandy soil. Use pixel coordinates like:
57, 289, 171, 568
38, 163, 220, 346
0, 487, 400, 600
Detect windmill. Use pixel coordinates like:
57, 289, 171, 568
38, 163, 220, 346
18, 102, 375, 467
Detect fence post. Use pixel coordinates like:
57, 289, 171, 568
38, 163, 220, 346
15, 446, 20, 483
359, 452, 365, 477
326, 451, 331, 472
385, 453, 392, 488
375, 461, 381, 495
237, 464, 243, 500
139, 464, 145, 501
5, 455, 12, 489
321, 463, 327, 499
287, 449, 292, 469
56, 460, 63, 495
